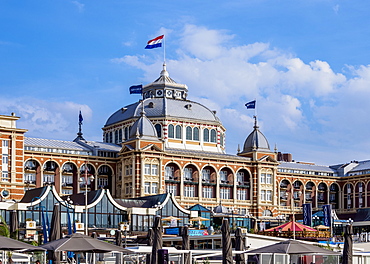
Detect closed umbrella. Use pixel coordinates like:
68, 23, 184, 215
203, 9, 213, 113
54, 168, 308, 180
182, 225, 190, 264
151, 216, 163, 264
10, 210, 18, 239
235, 227, 245, 264
343, 224, 353, 264
115, 230, 122, 247
146, 228, 154, 264
221, 218, 233, 264
49, 204, 62, 264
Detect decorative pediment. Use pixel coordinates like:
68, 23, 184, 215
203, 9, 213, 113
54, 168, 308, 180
141, 143, 163, 152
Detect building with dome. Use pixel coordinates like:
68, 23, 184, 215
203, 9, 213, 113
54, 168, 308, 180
1, 64, 370, 233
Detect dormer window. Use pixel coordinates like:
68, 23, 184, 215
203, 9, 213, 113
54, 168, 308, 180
185, 104, 192, 110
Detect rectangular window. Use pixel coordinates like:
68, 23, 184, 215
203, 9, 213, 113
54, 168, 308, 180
220, 171, 227, 182
237, 172, 244, 183
125, 165, 132, 176
2, 155, 8, 165
24, 173, 36, 183
220, 188, 230, 199
97, 177, 108, 187
151, 164, 158, 175
203, 187, 213, 198
43, 174, 55, 183
62, 175, 73, 184
1, 172, 9, 182
151, 183, 158, 194
165, 166, 174, 180
62, 189, 73, 195
184, 167, 193, 181
166, 185, 177, 195
261, 190, 266, 201
237, 189, 247, 200
266, 174, 272, 184
2, 140, 9, 148
260, 173, 265, 184
144, 164, 151, 175
125, 183, 132, 194
202, 169, 211, 182
144, 183, 150, 194
184, 186, 195, 197
266, 190, 272, 201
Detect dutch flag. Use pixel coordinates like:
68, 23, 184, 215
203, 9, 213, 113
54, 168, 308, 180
145, 35, 164, 49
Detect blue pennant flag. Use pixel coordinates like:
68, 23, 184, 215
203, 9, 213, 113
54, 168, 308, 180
79, 111, 83, 124
129, 84, 143, 94
245, 100, 256, 109
302, 203, 312, 226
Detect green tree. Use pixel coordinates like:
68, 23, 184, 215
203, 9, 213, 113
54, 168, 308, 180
0, 215, 10, 238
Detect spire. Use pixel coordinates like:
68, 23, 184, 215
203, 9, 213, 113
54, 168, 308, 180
160, 62, 169, 77
74, 111, 85, 141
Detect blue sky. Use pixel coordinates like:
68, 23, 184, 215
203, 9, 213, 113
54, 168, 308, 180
1, 0, 370, 165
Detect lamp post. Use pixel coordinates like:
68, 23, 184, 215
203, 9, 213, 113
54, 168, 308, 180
287, 190, 302, 239
313, 215, 319, 227
80, 174, 94, 235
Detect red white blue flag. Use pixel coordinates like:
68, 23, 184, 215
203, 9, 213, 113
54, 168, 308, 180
145, 35, 164, 49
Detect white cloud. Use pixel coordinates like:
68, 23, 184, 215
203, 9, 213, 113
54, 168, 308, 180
113, 24, 370, 164
0, 97, 91, 139
71, 1, 84, 12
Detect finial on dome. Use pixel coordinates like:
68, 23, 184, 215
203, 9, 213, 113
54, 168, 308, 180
237, 144, 240, 154
253, 115, 258, 128
140, 100, 146, 116
274, 143, 278, 153
160, 62, 169, 77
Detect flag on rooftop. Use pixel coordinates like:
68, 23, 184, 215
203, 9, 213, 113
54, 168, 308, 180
129, 84, 143, 94
245, 100, 256, 109
79, 111, 83, 124
145, 35, 164, 49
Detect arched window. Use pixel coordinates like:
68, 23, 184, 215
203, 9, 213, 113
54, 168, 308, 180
193, 127, 199, 141
114, 130, 119, 144
118, 129, 122, 143
155, 124, 162, 138
168, 124, 174, 138
124, 127, 129, 140
109, 132, 113, 143
186, 127, 192, 140
105, 133, 109, 143
210, 129, 217, 143
175, 125, 182, 139
203, 128, 209, 142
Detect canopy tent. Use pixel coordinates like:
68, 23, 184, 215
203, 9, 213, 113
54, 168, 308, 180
264, 221, 316, 232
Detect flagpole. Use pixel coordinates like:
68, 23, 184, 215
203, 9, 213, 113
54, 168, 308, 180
163, 35, 166, 64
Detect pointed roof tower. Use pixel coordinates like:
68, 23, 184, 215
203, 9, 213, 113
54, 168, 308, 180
238, 116, 274, 160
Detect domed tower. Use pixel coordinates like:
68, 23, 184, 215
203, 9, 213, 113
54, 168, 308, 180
238, 116, 275, 161
103, 64, 226, 153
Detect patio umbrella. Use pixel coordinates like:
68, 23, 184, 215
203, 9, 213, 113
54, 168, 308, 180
221, 218, 233, 264
0, 235, 45, 251
146, 228, 154, 264
342, 224, 353, 264
115, 230, 122, 247
150, 215, 163, 264
49, 204, 62, 264
235, 227, 245, 264
181, 225, 190, 264
190, 216, 209, 229
245, 239, 340, 255
162, 216, 181, 221
40, 232, 129, 253
264, 221, 316, 232
9, 210, 18, 239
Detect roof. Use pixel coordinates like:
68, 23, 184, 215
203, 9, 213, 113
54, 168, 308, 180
127, 108, 160, 141
278, 161, 337, 173
25, 137, 87, 150
19, 186, 48, 203
165, 148, 251, 161
240, 117, 270, 154
189, 204, 211, 212
105, 98, 221, 127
